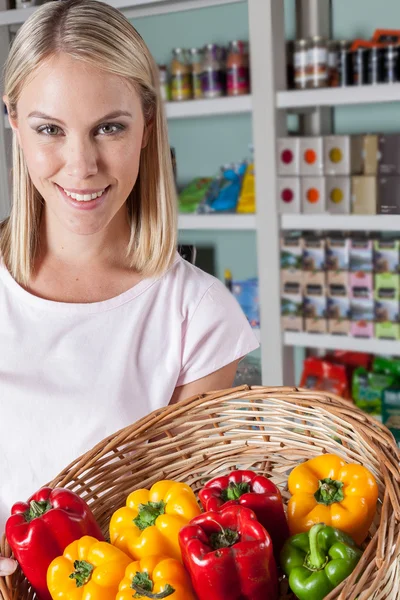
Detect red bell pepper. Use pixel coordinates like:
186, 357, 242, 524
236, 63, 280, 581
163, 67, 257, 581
199, 469, 289, 556
178, 505, 278, 600
5, 486, 104, 600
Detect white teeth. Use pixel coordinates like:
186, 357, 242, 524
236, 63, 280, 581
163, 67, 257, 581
62, 187, 106, 201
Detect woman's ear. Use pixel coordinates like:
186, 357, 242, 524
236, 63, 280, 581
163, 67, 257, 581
141, 121, 153, 149
3, 95, 20, 143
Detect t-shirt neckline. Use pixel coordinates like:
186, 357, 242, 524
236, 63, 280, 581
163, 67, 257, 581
0, 254, 180, 315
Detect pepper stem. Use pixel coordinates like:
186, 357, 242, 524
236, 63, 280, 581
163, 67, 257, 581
314, 478, 344, 505
208, 518, 240, 550
23, 500, 52, 523
221, 481, 251, 502
69, 560, 94, 588
131, 571, 175, 598
304, 524, 328, 572
133, 501, 166, 531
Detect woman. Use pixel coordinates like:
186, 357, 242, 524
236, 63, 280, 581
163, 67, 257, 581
0, 0, 258, 546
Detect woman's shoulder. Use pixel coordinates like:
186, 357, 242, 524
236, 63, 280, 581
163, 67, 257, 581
166, 252, 222, 295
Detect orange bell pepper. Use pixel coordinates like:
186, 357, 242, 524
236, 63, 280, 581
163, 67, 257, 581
287, 453, 378, 544
47, 535, 131, 599
110, 480, 201, 561
116, 556, 196, 600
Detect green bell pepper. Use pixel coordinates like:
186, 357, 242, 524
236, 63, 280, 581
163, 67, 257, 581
280, 523, 362, 600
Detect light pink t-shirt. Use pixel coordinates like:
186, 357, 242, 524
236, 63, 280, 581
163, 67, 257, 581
0, 253, 259, 530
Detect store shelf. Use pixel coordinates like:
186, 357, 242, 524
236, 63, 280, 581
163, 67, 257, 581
0, 0, 244, 26
178, 214, 256, 230
277, 83, 400, 110
165, 95, 252, 119
284, 332, 400, 355
281, 214, 400, 232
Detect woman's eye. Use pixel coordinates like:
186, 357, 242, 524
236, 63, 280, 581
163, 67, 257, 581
97, 123, 124, 135
37, 124, 61, 136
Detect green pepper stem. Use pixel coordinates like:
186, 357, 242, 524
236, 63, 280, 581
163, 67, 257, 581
131, 572, 174, 598
24, 500, 52, 522
221, 481, 251, 502
314, 478, 344, 506
305, 524, 328, 571
69, 560, 94, 588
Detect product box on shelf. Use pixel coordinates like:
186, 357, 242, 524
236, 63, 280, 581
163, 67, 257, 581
301, 177, 326, 214
374, 238, 400, 273
280, 232, 303, 270
299, 137, 324, 176
350, 271, 374, 301
303, 271, 326, 296
350, 320, 374, 338
382, 387, 400, 443
328, 319, 351, 336
302, 235, 326, 271
277, 137, 300, 176
280, 269, 303, 296
326, 236, 350, 271
361, 134, 379, 176
350, 273, 374, 336
327, 270, 349, 297
281, 294, 303, 332
375, 322, 400, 340
374, 273, 400, 323
349, 237, 374, 272
277, 177, 301, 214
323, 135, 363, 176
378, 134, 400, 175
326, 176, 351, 214
327, 295, 351, 320
378, 177, 400, 215
303, 272, 327, 333
351, 176, 377, 214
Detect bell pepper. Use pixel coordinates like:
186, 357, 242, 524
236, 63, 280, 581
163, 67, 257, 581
6, 487, 104, 600
47, 535, 131, 599
198, 469, 289, 555
110, 480, 200, 561
179, 504, 279, 600
280, 523, 362, 600
116, 555, 196, 599
287, 453, 378, 544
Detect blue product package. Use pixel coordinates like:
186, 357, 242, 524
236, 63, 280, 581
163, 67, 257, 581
231, 277, 260, 328
200, 161, 247, 213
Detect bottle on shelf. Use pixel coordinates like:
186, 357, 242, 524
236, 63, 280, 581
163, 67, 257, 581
170, 48, 191, 102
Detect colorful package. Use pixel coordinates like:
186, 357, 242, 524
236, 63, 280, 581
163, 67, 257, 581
178, 178, 213, 213
352, 367, 395, 415
237, 163, 256, 213
232, 277, 259, 328
300, 357, 349, 398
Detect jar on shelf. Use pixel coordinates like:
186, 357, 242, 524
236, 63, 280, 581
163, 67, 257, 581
158, 65, 169, 102
307, 36, 328, 88
201, 43, 225, 99
336, 40, 353, 86
226, 40, 250, 96
190, 48, 203, 100
294, 39, 309, 90
170, 48, 191, 102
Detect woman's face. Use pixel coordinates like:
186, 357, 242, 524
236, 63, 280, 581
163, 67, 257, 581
5, 53, 147, 237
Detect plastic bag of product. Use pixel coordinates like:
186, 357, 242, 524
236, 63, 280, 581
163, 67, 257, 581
178, 177, 213, 213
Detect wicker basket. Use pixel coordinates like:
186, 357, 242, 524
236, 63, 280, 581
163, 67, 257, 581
1, 385, 400, 600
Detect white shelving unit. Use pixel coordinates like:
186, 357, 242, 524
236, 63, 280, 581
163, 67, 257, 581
178, 214, 256, 230
281, 215, 400, 232
285, 332, 400, 355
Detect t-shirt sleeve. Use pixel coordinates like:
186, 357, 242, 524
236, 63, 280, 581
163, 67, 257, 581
177, 279, 260, 386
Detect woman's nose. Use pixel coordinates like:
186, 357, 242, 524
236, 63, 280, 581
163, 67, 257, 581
65, 136, 99, 180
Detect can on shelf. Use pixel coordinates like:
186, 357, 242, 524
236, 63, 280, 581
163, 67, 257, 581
307, 36, 328, 88
337, 40, 353, 86
353, 46, 369, 85
383, 43, 400, 83
327, 40, 339, 86
294, 39, 309, 89
369, 46, 385, 84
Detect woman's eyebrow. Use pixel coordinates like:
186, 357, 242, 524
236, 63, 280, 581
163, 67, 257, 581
27, 110, 133, 125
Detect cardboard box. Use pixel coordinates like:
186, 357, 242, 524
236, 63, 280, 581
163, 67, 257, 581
277, 137, 300, 176
327, 270, 349, 297
323, 135, 364, 176
375, 322, 400, 340
281, 315, 303, 332
378, 176, 400, 215
326, 236, 350, 271
280, 269, 303, 296
374, 238, 400, 273
328, 319, 351, 335
281, 233, 303, 270
378, 134, 400, 175
303, 235, 326, 271
301, 177, 326, 214
277, 177, 301, 214
299, 137, 324, 176
374, 273, 400, 322
305, 317, 328, 333
350, 321, 374, 337
351, 176, 377, 214
281, 294, 303, 332
361, 134, 379, 175
327, 295, 351, 320
326, 176, 351, 214
349, 237, 374, 272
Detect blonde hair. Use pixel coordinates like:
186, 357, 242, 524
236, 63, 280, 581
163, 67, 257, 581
1, 0, 177, 285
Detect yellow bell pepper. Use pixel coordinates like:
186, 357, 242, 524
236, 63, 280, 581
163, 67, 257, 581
47, 535, 131, 600
110, 480, 201, 561
116, 555, 195, 600
287, 453, 379, 544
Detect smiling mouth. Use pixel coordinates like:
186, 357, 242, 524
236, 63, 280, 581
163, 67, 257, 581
56, 183, 110, 202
